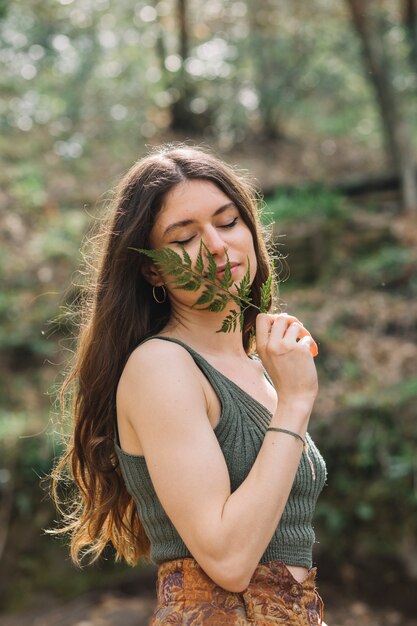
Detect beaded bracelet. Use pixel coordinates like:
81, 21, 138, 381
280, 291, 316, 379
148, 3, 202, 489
265, 427, 316, 481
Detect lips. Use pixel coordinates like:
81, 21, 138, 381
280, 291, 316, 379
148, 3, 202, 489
202, 262, 240, 279
216, 262, 239, 277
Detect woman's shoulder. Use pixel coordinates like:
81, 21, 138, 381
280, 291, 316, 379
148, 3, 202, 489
119, 336, 199, 392
116, 336, 208, 428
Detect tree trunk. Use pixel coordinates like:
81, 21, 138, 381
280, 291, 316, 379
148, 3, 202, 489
178, 0, 188, 63
246, 0, 285, 140
152, 0, 168, 79
170, 0, 193, 131
346, 0, 417, 212
404, 0, 417, 69
262, 168, 417, 199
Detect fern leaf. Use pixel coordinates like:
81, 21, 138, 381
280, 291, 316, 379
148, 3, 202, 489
131, 245, 265, 335
169, 267, 185, 277
216, 310, 239, 333
173, 271, 198, 286
195, 241, 204, 274
180, 279, 201, 291
193, 285, 216, 307
208, 297, 228, 312
179, 244, 192, 268
219, 252, 234, 289
259, 274, 272, 313
236, 257, 251, 302
133, 247, 183, 274
228, 294, 241, 308
203, 244, 218, 281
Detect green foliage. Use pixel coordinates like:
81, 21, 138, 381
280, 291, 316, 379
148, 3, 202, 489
263, 187, 346, 225
345, 377, 417, 411
8, 163, 47, 213
1, 0, 415, 173
315, 379, 417, 561
0, 418, 134, 611
273, 201, 417, 571
0, 208, 88, 354
0, 0, 416, 610
351, 245, 417, 292
260, 273, 272, 312
134, 241, 271, 333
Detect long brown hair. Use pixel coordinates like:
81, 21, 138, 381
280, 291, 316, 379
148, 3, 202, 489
50, 144, 276, 566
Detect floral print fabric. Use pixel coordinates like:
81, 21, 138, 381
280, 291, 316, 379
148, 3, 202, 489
150, 557, 324, 625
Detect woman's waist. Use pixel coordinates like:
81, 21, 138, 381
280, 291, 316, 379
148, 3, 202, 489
156, 557, 317, 601
286, 564, 309, 584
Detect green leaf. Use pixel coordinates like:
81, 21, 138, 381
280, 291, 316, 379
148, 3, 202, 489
129, 245, 273, 335
133, 247, 184, 276
208, 297, 228, 312
236, 259, 252, 303
195, 241, 204, 274
130, 246, 148, 255
216, 310, 239, 333
203, 244, 218, 281
163, 248, 184, 270
173, 271, 198, 286
179, 244, 192, 268
169, 266, 185, 277
260, 274, 272, 313
219, 251, 234, 289
230, 294, 243, 307
180, 279, 201, 291
238, 312, 245, 331
193, 285, 216, 307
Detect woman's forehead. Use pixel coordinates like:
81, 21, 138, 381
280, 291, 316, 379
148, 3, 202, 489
156, 180, 233, 227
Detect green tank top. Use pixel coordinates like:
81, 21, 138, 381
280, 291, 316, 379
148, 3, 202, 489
115, 336, 327, 568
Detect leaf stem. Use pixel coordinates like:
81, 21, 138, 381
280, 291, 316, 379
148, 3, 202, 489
182, 264, 261, 312
132, 242, 271, 333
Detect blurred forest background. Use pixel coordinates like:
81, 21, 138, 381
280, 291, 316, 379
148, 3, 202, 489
0, 0, 417, 625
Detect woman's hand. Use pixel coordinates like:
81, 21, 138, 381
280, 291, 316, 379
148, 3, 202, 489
255, 313, 319, 405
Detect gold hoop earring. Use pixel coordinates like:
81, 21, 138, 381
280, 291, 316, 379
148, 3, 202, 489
152, 285, 167, 304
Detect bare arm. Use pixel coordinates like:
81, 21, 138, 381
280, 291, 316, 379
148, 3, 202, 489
117, 314, 318, 592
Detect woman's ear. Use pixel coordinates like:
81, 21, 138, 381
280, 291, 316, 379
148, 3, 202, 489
142, 262, 164, 287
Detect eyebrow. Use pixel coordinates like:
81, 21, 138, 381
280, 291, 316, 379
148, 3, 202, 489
162, 202, 236, 238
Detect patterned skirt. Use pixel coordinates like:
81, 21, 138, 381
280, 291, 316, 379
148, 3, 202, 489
150, 557, 324, 625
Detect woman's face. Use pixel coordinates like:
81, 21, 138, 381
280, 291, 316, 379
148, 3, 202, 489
149, 179, 257, 304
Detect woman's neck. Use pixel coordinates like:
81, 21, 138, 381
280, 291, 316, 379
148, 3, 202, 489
160, 304, 248, 359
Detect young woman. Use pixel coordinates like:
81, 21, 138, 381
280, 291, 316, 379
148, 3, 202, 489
52, 144, 327, 625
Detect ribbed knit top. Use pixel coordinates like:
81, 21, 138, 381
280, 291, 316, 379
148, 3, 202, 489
115, 336, 327, 569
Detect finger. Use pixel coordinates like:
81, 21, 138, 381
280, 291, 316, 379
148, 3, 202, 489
268, 316, 299, 349
290, 324, 311, 340
283, 321, 305, 344
272, 313, 303, 327
280, 317, 318, 357
257, 313, 297, 343
297, 326, 319, 356
273, 312, 307, 337
255, 313, 275, 352
258, 313, 318, 356
283, 323, 319, 358
274, 314, 313, 343
268, 317, 291, 346
298, 334, 319, 358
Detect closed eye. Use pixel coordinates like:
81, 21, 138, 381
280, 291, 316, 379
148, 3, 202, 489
220, 216, 239, 229
172, 235, 195, 245
172, 217, 239, 245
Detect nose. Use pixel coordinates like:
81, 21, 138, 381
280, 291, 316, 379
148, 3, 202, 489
202, 226, 228, 257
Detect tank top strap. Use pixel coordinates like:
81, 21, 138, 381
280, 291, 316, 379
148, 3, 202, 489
139, 335, 208, 362
138, 336, 236, 411
137, 336, 274, 430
